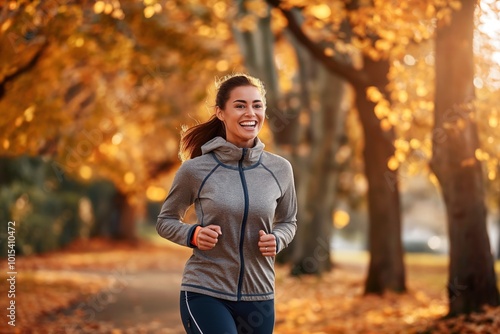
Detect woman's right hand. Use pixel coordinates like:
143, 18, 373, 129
197, 225, 222, 250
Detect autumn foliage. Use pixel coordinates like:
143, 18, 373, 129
1, 0, 500, 331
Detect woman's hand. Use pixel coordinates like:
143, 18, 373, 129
197, 225, 222, 250
258, 230, 276, 257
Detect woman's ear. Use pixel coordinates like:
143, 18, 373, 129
216, 107, 224, 121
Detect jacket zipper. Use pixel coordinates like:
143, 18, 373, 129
236, 148, 249, 301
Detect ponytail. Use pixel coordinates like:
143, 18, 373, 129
179, 115, 225, 161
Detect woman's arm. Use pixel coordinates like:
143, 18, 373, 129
156, 163, 200, 247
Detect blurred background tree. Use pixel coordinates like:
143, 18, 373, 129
431, 0, 498, 315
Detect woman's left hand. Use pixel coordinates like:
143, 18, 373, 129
258, 230, 276, 257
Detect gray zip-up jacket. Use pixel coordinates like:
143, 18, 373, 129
156, 136, 297, 301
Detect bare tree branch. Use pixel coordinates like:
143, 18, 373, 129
266, 0, 370, 87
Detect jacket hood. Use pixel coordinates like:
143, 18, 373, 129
201, 136, 265, 167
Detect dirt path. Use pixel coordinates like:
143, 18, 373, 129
25, 242, 193, 333
91, 269, 185, 333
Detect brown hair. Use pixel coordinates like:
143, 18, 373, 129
179, 74, 266, 161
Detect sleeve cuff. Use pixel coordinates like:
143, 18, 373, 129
271, 232, 280, 253
187, 224, 201, 248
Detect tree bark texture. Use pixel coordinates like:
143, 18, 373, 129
356, 56, 405, 293
431, 0, 499, 316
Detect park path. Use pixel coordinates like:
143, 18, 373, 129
91, 268, 185, 333
29, 242, 192, 333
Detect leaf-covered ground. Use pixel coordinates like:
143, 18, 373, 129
2, 239, 500, 333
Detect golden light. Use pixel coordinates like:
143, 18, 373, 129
380, 118, 392, 131
146, 186, 167, 202
354, 173, 368, 194
374, 102, 390, 119
112, 133, 123, 145
489, 115, 498, 127
79, 165, 92, 180
3, 139, 9, 149
429, 172, 440, 188
410, 138, 421, 149
24, 105, 35, 122
75, 37, 84, 47
309, 4, 331, 20
144, 6, 155, 18
93, 1, 105, 14
366, 86, 383, 103
124, 172, 135, 185
216, 60, 229, 72
198, 25, 211, 36
324, 47, 335, 57
213, 1, 227, 19
475, 148, 490, 160
387, 156, 400, 170
333, 210, 350, 229
14, 117, 23, 127
104, 3, 113, 15
477, 0, 500, 87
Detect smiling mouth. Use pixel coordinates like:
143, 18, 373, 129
239, 121, 257, 128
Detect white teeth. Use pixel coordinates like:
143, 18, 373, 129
240, 121, 256, 126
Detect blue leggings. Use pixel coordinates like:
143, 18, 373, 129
179, 291, 275, 334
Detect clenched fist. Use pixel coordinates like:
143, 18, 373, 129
197, 225, 222, 251
258, 230, 276, 257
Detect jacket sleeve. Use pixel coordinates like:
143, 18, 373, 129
272, 160, 298, 253
156, 162, 200, 247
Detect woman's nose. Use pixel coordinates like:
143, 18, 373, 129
246, 107, 256, 116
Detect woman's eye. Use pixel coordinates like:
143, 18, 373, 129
254, 104, 263, 109
235, 105, 245, 109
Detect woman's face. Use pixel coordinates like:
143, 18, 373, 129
217, 85, 265, 148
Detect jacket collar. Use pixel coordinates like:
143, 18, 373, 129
201, 136, 264, 167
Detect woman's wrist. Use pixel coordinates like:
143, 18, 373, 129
191, 226, 202, 247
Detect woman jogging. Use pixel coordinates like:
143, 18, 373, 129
156, 74, 297, 334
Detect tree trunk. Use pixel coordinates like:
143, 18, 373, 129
355, 56, 406, 293
112, 191, 138, 242
265, 0, 406, 291
291, 60, 347, 275
431, 0, 499, 316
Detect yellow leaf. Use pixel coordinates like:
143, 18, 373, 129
104, 3, 113, 14
489, 115, 498, 127
309, 4, 331, 20
147, 186, 167, 202
397, 90, 408, 103
333, 210, 350, 229
1, 19, 12, 32
245, 0, 268, 18
366, 86, 383, 103
79, 165, 92, 180
144, 6, 155, 18
24, 105, 36, 122
416, 85, 428, 97
94, 1, 105, 14
374, 101, 390, 119
324, 47, 335, 57
410, 138, 421, 149
449, 1, 462, 11
380, 118, 392, 131
124, 172, 135, 184
375, 39, 392, 52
